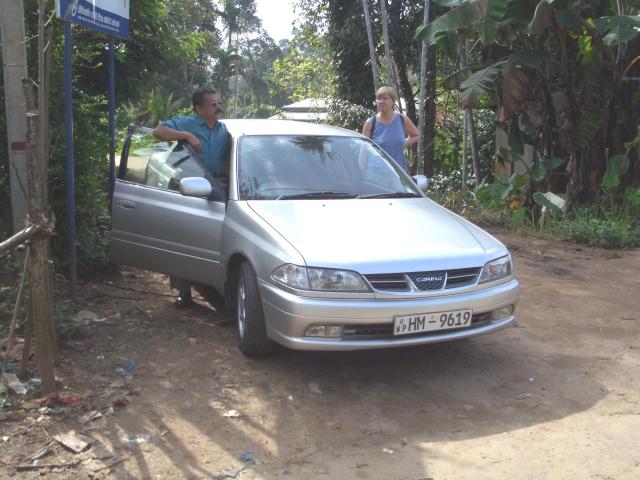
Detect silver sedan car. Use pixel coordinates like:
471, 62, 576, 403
112, 120, 520, 355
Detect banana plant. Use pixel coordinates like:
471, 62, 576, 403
416, 0, 640, 208
476, 145, 565, 216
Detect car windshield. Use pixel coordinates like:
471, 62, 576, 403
237, 135, 422, 200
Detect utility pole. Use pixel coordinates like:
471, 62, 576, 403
1, 0, 29, 232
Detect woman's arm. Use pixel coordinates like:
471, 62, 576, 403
362, 118, 373, 138
402, 115, 420, 147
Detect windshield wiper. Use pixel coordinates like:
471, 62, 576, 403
277, 191, 360, 200
360, 192, 421, 199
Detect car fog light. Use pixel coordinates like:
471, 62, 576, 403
491, 305, 514, 320
305, 325, 344, 338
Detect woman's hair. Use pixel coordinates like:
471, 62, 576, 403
375, 86, 396, 101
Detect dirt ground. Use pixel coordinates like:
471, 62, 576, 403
1, 231, 639, 480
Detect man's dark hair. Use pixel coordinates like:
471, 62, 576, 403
192, 86, 218, 110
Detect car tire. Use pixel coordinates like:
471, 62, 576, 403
236, 261, 276, 356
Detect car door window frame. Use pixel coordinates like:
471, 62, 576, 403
117, 124, 226, 202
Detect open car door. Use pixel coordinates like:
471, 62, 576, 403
111, 126, 227, 288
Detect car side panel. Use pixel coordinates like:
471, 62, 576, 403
111, 180, 226, 288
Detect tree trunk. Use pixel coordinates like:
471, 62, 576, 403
19, 0, 56, 395
467, 108, 481, 187
459, 40, 480, 186
23, 78, 56, 395
462, 109, 469, 187
423, 50, 437, 177
394, 56, 417, 172
417, 0, 431, 175
379, 0, 394, 89
361, 0, 379, 92
395, 56, 416, 125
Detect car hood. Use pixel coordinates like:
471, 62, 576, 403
246, 198, 506, 273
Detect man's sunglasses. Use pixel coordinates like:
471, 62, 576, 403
207, 100, 224, 107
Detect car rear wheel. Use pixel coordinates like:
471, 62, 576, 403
236, 261, 276, 356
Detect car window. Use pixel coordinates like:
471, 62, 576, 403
121, 127, 207, 192
237, 135, 420, 200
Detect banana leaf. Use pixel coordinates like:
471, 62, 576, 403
531, 163, 547, 181
415, 2, 484, 44
459, 59, 509, 106
594, 16, 640, 46
542, 157, 566, 171
533, 192, 562, 215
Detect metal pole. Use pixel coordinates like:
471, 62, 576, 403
64, 21, 77, 295
108, 38, 116, 205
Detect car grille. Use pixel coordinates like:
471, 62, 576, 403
364, 267, 481, 292
342, 312, 492, 339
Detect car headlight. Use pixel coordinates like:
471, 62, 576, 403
272, 264, 370, 291
479, 255, 512, 283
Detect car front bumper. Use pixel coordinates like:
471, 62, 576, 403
259, 278, 521, 351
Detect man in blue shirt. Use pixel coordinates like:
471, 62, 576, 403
153, 86, 229, 309
153, 86, 228, 175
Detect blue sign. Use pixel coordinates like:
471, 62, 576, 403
55, 0, 129, 38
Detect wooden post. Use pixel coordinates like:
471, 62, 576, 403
19, 1, 57, 394
23, 78, 56, 394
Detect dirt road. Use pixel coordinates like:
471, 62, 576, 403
1, 232, 639, 479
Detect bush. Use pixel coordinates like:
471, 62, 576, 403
48, 91, 112, 275
549, 207, 640, 248
433, 109, 496, 183
325, 100, 373, 132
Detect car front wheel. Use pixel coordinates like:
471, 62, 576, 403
236, 261, 276, 356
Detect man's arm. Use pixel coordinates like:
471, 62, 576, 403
152, 125, 203, 152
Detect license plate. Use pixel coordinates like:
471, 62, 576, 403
393, 309, 473, 336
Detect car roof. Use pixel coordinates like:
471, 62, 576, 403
222, 119, 363, 138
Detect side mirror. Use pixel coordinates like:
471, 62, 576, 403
412, 174, 429, 191
179, 177, 212, 197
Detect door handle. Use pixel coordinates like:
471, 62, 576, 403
118, 200, 136, 210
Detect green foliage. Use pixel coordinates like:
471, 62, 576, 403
239, 104, 281, 119
54, 298, 81, 339
416, 2, 483, 46
118, 89, 187, 128
428, 174, 512, 228
0, 285, 18, 335
0, 250, 19, 276
459, 59, 509, 107
325, 100, 374, 132
326, 0, 376, 106
595, 16, 640, 46
0, 393, 10, 409
477, 151, 566, 212
268, 41, 332, 102
0, 273, 81, 340
601, 154, 629, 190
549, 207, 640, 248
47, 91, 111, 274
532, 192, 562, 215
433, 107, 497, 182
420, 0, 640, 207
